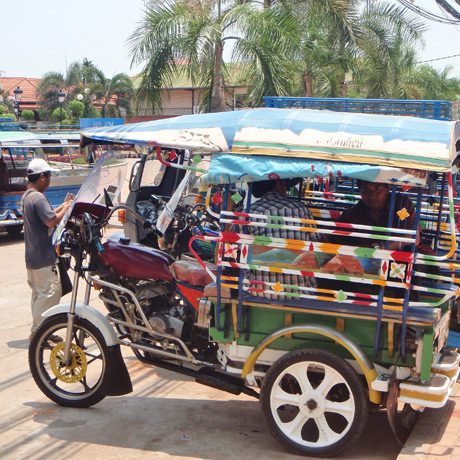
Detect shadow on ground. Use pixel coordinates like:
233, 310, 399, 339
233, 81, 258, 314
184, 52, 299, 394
2, 395, 401, 460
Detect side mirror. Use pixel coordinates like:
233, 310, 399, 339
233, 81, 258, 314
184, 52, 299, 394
129, 153, 148, 192
103, 188, 114, 208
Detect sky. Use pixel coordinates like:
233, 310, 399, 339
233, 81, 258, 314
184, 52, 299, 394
1, 0, 460, 80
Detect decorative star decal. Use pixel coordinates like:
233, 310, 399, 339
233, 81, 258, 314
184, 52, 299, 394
212, 193, 223, 205
335, 290, 347, 302
224, 243, 238, 260
272, 282, 284, 293
168, 150, 178, 161
192, 154, 202, 164
390, 262, 406, 280
231, 191, 243, 204
396, 207, 410, 222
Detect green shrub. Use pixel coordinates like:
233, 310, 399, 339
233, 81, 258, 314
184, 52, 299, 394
61, 118, 73, 126
21, 109, 35, 121
52, 107, 68, 122
3, 113, 16, 121
68, 100, 84, 119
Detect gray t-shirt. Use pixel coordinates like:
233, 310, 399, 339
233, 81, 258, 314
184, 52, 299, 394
21, 189, 57, 269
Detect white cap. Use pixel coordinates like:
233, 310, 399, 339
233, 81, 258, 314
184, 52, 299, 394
27, 158, 59, 176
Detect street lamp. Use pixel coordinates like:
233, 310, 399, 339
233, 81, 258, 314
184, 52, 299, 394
77, 88, 94, 117
13, 86, 23, 122
57, 89, 65, 127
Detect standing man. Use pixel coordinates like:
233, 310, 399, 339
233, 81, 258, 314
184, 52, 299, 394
22, 158, 72, 340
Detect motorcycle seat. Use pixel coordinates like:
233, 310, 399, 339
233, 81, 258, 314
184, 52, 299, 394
171, 260, 216, 287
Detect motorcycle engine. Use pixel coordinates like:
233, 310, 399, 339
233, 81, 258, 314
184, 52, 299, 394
131, 281, 188, 338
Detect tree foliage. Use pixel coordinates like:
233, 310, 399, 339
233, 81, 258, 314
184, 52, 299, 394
38, 59, 133, 120
129, 0, 297, 112
129, 0, 460, 108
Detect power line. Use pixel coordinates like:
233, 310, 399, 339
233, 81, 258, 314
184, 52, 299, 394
435, 0, 460, 20
397, 0, 460, 24
418, 52, 460, 63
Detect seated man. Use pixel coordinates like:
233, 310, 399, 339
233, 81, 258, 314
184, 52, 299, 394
246, 178, 318, 299
326, 180, 434, 298
336, 180, 416, 249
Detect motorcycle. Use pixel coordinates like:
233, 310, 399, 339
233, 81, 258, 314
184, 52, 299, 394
28, 152, 250, 409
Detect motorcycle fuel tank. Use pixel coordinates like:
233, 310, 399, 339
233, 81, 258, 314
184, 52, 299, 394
102, 237, 175, 281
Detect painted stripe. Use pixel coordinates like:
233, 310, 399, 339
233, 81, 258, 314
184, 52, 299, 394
231, 141, 448, 168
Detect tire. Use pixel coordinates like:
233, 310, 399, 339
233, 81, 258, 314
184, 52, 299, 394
6, 224, 23, 237
260, 349, 368, 457
28, 313, 108, 408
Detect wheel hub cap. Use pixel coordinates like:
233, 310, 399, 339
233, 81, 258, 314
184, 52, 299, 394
306, 399, 317, 411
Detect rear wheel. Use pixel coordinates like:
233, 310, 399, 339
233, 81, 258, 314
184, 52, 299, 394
29, 313, 108, 408
260, 349, 368, 457
6, 224, 23, 237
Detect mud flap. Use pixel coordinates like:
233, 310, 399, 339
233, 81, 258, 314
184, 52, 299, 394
386, 380, 419, 446
99, 345, 133, 396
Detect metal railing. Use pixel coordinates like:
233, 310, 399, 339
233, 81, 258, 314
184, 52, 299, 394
264, 96, 455, 121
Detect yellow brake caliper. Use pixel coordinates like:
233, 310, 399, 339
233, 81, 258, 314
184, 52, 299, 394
50, 342, 88, 383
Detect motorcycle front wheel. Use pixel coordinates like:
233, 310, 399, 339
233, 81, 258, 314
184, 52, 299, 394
29, 313, 108, 408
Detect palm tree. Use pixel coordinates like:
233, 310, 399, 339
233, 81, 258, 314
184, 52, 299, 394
267, 0, 360, 98
67, 58, 105, 87
38, 59, 128, 120
37, 71, 67, 120
410, 65, 460, 100
92, 73, 134, 117
129, 0, 296, 113
353, 2, 425, 98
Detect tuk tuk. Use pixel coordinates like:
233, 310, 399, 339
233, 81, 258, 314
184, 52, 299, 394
0, 131, 89, 236
30, 108, 460, 457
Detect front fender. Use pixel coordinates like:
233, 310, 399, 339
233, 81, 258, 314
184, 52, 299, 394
43, 303, 118, 347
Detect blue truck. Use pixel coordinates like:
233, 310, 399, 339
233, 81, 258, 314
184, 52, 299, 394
264, 96, 460, 121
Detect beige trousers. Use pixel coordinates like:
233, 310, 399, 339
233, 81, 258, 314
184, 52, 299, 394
27, 263, 62, 333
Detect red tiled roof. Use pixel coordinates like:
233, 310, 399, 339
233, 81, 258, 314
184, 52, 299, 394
0, 77, 41, 110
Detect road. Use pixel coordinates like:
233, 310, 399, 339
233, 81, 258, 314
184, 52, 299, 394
0, 230, 402, 460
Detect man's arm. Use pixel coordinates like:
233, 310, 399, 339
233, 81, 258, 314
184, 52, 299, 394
45, 200, 72, 228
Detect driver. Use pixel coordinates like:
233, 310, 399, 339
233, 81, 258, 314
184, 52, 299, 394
22, 158, 73, 342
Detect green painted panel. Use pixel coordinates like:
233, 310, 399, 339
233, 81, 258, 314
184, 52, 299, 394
209, 302, 422, 368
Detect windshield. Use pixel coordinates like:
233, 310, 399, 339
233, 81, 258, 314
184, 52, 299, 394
53, 150, 128, 244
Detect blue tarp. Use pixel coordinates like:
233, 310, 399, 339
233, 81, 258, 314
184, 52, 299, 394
201, 153, 428, 187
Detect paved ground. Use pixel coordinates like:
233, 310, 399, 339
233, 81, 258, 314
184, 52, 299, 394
398, 382, 460, 460
0, 230, 403, 459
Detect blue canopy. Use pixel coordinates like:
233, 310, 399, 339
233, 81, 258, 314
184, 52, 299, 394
81, 108, 460, 171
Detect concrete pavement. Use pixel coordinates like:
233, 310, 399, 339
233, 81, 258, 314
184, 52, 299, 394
398, 382, 460, 460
